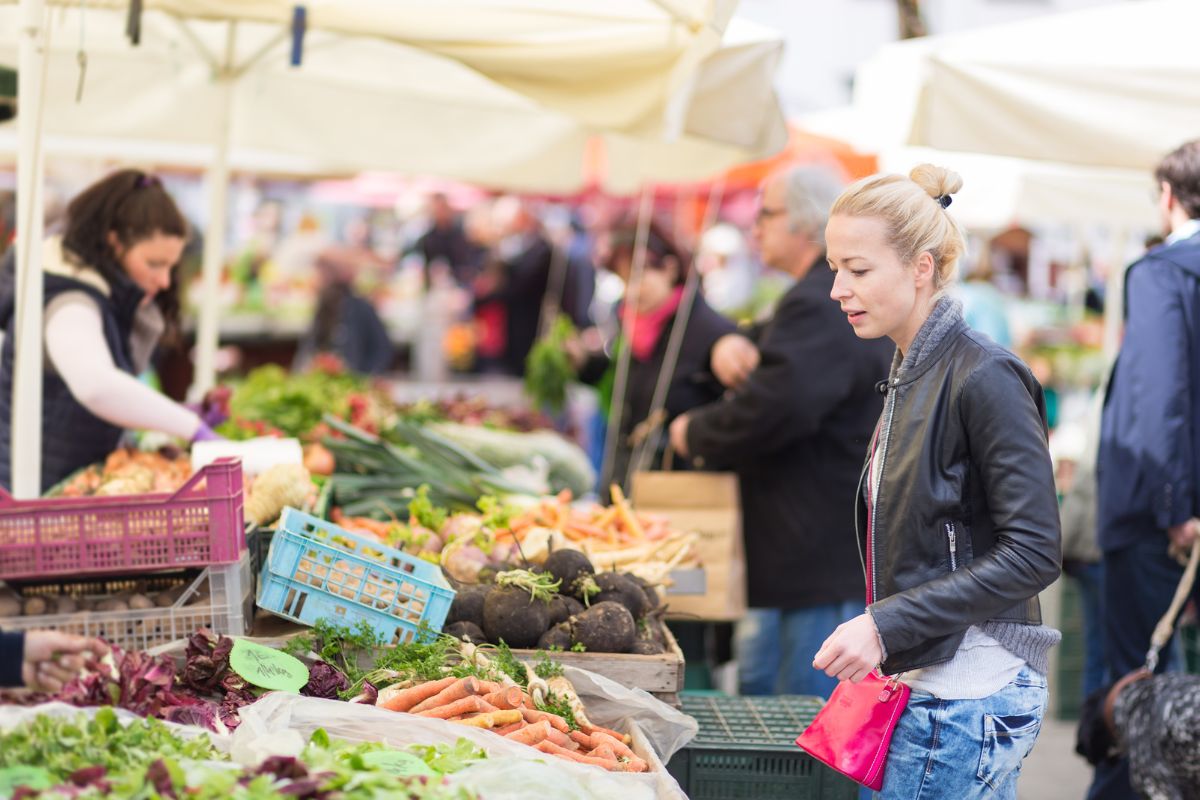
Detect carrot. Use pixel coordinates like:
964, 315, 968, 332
377, 676, 457, 712
534, 740, 626, 770
556, 489, 573, 505
544, 726, 576, 749
591, 506, 620, 530
581, 722, 632, 745
452, 709, 522, 729
505, 720, 552, 746
520, 706, 572, 734
590, 730, 642, 764
409, 676, 480, 714
610, 484, 645, 539
592, 743, 618, 761
494, 721, 526, 736
482, 686, 525, 710
416, 695, 498, 720
566, 522, 607, 539
569, 730, 593, 748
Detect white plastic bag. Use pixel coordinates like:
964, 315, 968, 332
561, 665, 697, 762
235, 692, 687, 799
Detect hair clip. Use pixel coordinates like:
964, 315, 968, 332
935, 194, 952, 209
135, 173, 161, 189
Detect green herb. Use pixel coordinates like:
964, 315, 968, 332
405, 739, 488, 774
570, 642, 587, 653
488, 641, 530, 688
495, 569, 561, 603
524, 316, 578, 412
536, 691, 580, 732
0, 707, 218, 779
409, 485, 449, 532
476, 495, 518, 531
533, 651, 565, 680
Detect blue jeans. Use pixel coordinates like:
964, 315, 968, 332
735, 601, 862, 697
875, 665, 1048, 800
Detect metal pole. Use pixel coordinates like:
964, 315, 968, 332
190, 21, 237, 400
598, 185, 654, 494
12, 0, 47, 497
626, 177, 725, 485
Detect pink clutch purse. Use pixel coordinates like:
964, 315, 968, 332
795, 672, 910, 791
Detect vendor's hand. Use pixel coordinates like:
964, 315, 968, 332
669, 414, 691, 459
1168, 518, 1200, 564
21, 631, 107, 692
711, 334, 759, 389
813, 613, 883, 684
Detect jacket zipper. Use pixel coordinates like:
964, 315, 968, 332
868, 384, 897, 605
946, 521, 958, 571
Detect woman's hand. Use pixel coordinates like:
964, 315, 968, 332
710, 334, 759, 389
813, 613, 883, 683
669, 414, 691, 459
22, 631, 108, 692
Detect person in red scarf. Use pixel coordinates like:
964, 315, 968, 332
569, 218, 735, 489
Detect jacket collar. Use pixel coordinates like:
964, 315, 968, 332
888, 295, 967, 388
44, 236, 147, 317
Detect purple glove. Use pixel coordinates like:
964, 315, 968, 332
191, 422, 225, 443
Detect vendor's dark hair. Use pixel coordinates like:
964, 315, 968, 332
61, 169, 189, 344
1156, 140, 1200, 219
606, 218, 690, 287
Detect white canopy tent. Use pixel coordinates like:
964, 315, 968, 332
4, 0, 785, 495
852, 0, 1200, 171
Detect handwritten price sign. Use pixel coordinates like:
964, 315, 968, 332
229, 639, 309, 692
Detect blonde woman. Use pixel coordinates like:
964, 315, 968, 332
813, 165, 1062, 799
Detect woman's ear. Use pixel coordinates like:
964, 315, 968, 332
912, 251, 936, 289
106, 231, 124, 258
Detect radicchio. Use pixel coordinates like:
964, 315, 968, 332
300, 661, 350, 700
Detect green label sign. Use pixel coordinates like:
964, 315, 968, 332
0, 765, 53, 798
229, 639, 309, 692
361, 751, 438, 777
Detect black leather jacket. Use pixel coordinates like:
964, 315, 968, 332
862, 320, 1062, 674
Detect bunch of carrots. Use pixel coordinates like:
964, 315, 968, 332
375, 675, 648, 773
496, 486, 676, 549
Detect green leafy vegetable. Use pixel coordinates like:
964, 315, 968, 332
524, 316, 578, 412
533, 650, 565, 681
409, 485, 449, 532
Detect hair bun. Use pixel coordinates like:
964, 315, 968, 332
909, 164, 963, 201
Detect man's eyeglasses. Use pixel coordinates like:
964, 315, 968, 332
756, 206, 786, 223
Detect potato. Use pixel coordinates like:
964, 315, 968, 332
52, 596, 78, 615
128, 594, 155, 610
0, 595, 21, 618
22, 597, 48, 616
95, 598, 129, 613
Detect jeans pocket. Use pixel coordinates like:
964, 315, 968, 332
976, 710, 1042, 790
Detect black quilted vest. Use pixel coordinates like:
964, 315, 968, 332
0, 257, 144, 492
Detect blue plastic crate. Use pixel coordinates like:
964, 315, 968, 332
257, 507, 454, 644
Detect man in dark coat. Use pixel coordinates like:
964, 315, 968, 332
670, 166, 894, 697
1091, 139, 1200, 800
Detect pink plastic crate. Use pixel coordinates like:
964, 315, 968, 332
0, 457, 246, 580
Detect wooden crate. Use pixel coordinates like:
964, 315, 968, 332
512, 623, 685, 706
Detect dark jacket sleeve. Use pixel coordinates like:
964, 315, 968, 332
1122, 257, 1195, 528
685, 290, 856, 465
869, 357, 1063, 652
1, 628, 25, 687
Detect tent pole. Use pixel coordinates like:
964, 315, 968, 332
190, 21, 238, 401
599, 184, 654, 494
11, 0, 47, 498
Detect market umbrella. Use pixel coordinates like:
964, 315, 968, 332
851, 0, 1200, 171
2, 0, 784, 495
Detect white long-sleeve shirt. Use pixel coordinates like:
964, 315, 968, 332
44, 292, 201, 440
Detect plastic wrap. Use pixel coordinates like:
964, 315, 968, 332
561, 665, 697, 761
235, 693, 686, 799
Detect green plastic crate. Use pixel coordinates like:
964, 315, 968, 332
669, 695, 859, 800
